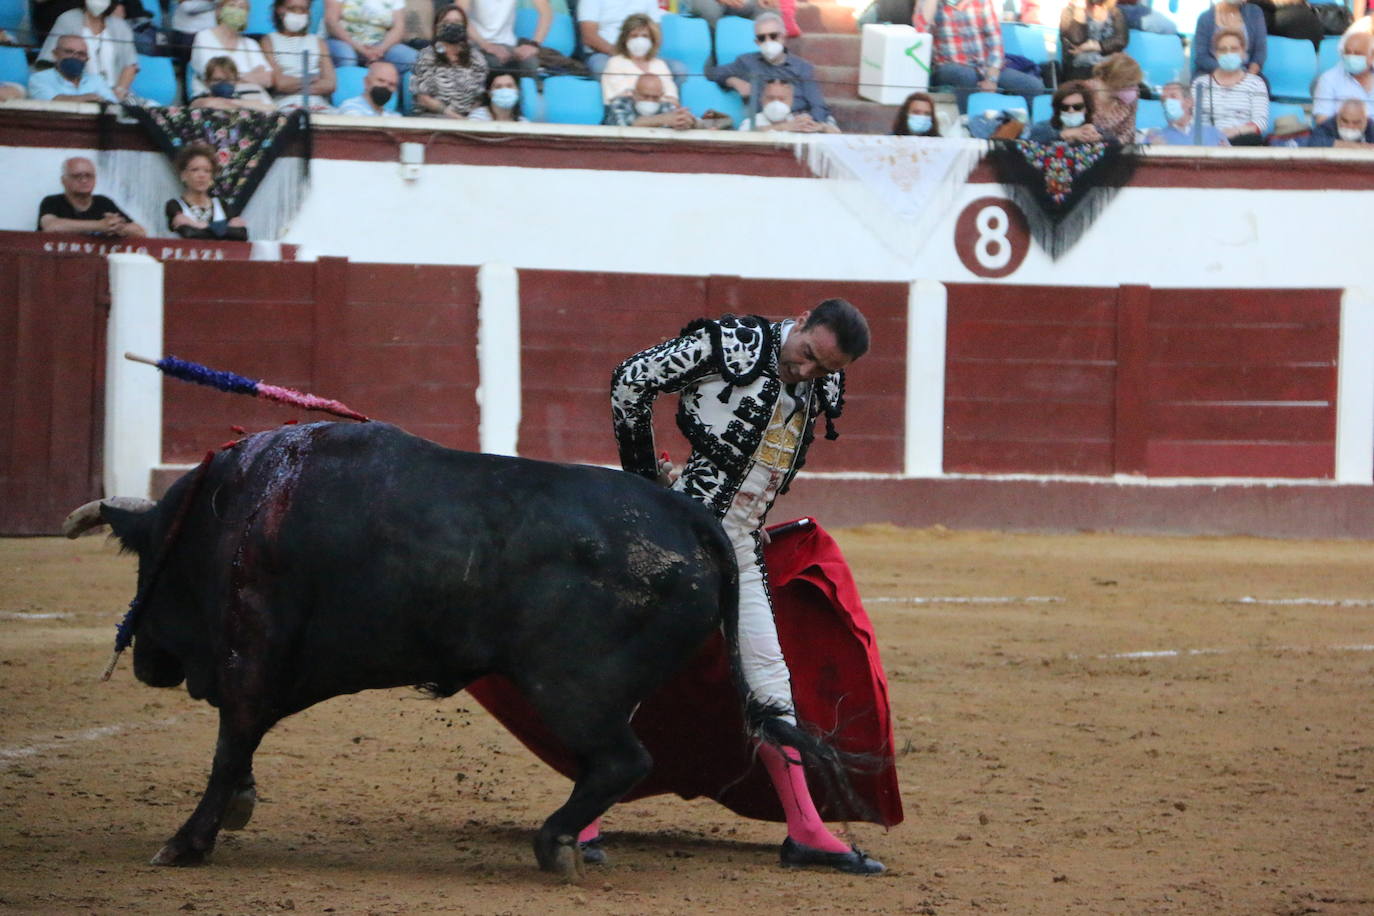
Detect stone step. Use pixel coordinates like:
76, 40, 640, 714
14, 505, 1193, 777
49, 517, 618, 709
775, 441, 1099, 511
829, 97, 900, 134
795, 1, 858, 34
814, 63, 861, 97
790, 32, 861, 67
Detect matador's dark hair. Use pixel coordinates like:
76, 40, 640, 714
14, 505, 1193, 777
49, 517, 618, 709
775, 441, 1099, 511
803, 298, 870, 360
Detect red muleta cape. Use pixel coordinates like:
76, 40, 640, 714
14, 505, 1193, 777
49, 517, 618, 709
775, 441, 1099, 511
466, 518, 903, 827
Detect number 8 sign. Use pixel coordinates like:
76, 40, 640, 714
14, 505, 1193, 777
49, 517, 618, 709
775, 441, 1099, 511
954, 196, 1030, 279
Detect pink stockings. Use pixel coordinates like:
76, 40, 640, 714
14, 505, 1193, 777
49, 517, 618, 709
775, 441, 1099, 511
757, 742, 849, 853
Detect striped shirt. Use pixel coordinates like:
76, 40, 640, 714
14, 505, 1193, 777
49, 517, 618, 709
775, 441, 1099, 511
913, 0, 1004, 76
1191, 73, 1269, 134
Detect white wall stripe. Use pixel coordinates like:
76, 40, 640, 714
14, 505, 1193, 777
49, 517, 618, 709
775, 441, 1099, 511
476, 262, 521, 457
1335, 285, 1374, 484
904, 279, 947, 477
104, 253, 164, 498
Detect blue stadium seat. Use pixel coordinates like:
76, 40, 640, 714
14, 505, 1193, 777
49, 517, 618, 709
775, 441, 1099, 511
1135, 97, 1166, 129
520, 74, 545, 121
1264, 35, 1317, 101
0, 45, 26, 85
967, 91, 1029, 121
541, 74, 603, 124
132, 54, 178, 105
660, 13, 710, 76
0, 0, 24, 31
515, 9, 576, 57
714, 15, 755, 67
1318, 35, 1341, 74
679, 75, 743, 125
1002, 22, 1056, 65
333, 64, 398, 109
1267, 100, 1310, 135
1031, 92, 1052, 123
1125, 29, 1186, 88
310, 0, 324, 30
144, 0, 163, 27
246, 0, 276, 36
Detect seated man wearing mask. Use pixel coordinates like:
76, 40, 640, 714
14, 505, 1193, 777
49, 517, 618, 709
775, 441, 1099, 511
28, 34, 118, 102
740, 77, 840, 132
1144, 81, 1229, 146
1313, 31, 1374, 124
336, 60, 403, 115
603, 72, 695, 129
1307, 98, 1374, 147
706, 12, 834, 126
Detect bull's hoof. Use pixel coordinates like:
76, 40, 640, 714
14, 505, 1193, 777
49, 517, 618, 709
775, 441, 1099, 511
535, 833, 585, 884
221, 784, 257, 831
150, 839, 211, 867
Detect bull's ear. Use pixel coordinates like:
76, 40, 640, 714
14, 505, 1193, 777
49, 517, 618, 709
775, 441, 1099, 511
103, 504, 156, 556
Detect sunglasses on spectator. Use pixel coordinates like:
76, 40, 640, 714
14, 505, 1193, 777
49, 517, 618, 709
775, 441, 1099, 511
1059, 102, 1085, 111
755, 31, 782, 41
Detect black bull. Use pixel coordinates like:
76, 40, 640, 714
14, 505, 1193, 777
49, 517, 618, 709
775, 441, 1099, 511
68, 421, 839, 877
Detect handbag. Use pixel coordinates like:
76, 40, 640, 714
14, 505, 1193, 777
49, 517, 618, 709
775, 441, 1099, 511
1313, 3, 1352, 35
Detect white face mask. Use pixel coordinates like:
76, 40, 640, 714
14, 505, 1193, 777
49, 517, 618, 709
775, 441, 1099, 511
759, 39, 784, 61
282, 11, 310, 31
1339, 125, 1366, 142
763, 99, 792, 122
634, 99, 661, 117
85, 0, 111, 16
626, 35, 652, 58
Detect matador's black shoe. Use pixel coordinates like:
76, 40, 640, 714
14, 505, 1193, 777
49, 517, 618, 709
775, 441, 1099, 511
779, 837, 886, 875
580, 837, 607, 865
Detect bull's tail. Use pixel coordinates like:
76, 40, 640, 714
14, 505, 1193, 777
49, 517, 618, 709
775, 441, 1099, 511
714, 529, 879, 824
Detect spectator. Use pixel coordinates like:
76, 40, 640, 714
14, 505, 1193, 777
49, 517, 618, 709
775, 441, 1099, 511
1193, 0, 1265, 76
457, 0, 550, 77
325, 0, 419, 75
37, 0, 139, 100
706, 12, 835, 125
28, 34, 118, 102
911, 0, 1045, 113
1116, 0, 1178, 35
468, 69, 527, 120
739, 75, 839, 131
411, 3, 489, 118
1060, 0, 1127, 81
171, 0, 221, 61
1307, 97, 1374, 145
604, 72, 693, 127
1313, 30, 1374, 123
601, 13, 678, 104
335, 59, 402, 114
688, 0, 785, 32
262, 0, 337, 110
1028, 79, 1103, 141
891, 90, 940, 135
38, 156, 146, 237
165, 143, 249, 240
0, 82, 25, 101
1191, 28, 1268, 144
191, 0, 272, 96
1144, 79, 1230, 144
1088, 52, 1140, 143
190, 55, 277, 109
578, 0, 671, 80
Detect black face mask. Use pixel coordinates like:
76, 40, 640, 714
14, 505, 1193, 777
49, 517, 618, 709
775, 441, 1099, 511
436, 22, 466, 44
368, 85, 393, 107
209, 80, 236, 98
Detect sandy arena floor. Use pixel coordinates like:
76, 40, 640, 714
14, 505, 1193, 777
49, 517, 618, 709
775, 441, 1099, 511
2, 525, 1372, 915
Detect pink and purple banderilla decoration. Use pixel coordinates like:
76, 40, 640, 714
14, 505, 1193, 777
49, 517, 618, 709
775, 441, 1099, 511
126, 353, 369, 422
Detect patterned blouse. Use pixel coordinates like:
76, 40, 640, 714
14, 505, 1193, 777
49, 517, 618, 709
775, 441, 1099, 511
336, 0, 404, 46
410, 45, 489, 116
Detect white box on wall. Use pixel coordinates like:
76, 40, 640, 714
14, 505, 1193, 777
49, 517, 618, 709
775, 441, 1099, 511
858, 24, 931, 105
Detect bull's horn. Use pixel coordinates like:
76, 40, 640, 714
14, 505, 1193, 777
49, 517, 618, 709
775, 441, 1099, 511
62, 497, 155, 539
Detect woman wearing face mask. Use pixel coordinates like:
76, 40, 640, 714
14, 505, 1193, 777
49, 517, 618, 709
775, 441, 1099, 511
600, 14, 678, 105
1060, 0, 1128, 81
1088, 52, 1142, 143
190, 54, 276, 109
38, 0, 140, 98
1193, 0, 1266, 75
191, 0, 272, 95
890, 91, 940, 136
412, 3, 490, 118
262, 0, 337, 110
468, 70, 528, 121
1028, 80, 1102, 142
166, 144, 249, 241
1191, 28, 1269, 143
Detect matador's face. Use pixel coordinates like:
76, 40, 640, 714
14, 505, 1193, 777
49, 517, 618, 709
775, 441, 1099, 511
778, 313, 853, 385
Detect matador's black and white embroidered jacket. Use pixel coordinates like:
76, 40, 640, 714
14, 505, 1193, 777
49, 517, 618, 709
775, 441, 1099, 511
610, 314, 845, 520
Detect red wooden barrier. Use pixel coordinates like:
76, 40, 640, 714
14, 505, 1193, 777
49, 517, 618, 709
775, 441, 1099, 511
943, 284, 1341, 478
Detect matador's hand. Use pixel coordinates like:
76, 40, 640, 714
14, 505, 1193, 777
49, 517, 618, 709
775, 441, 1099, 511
656, 454, 680, 487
